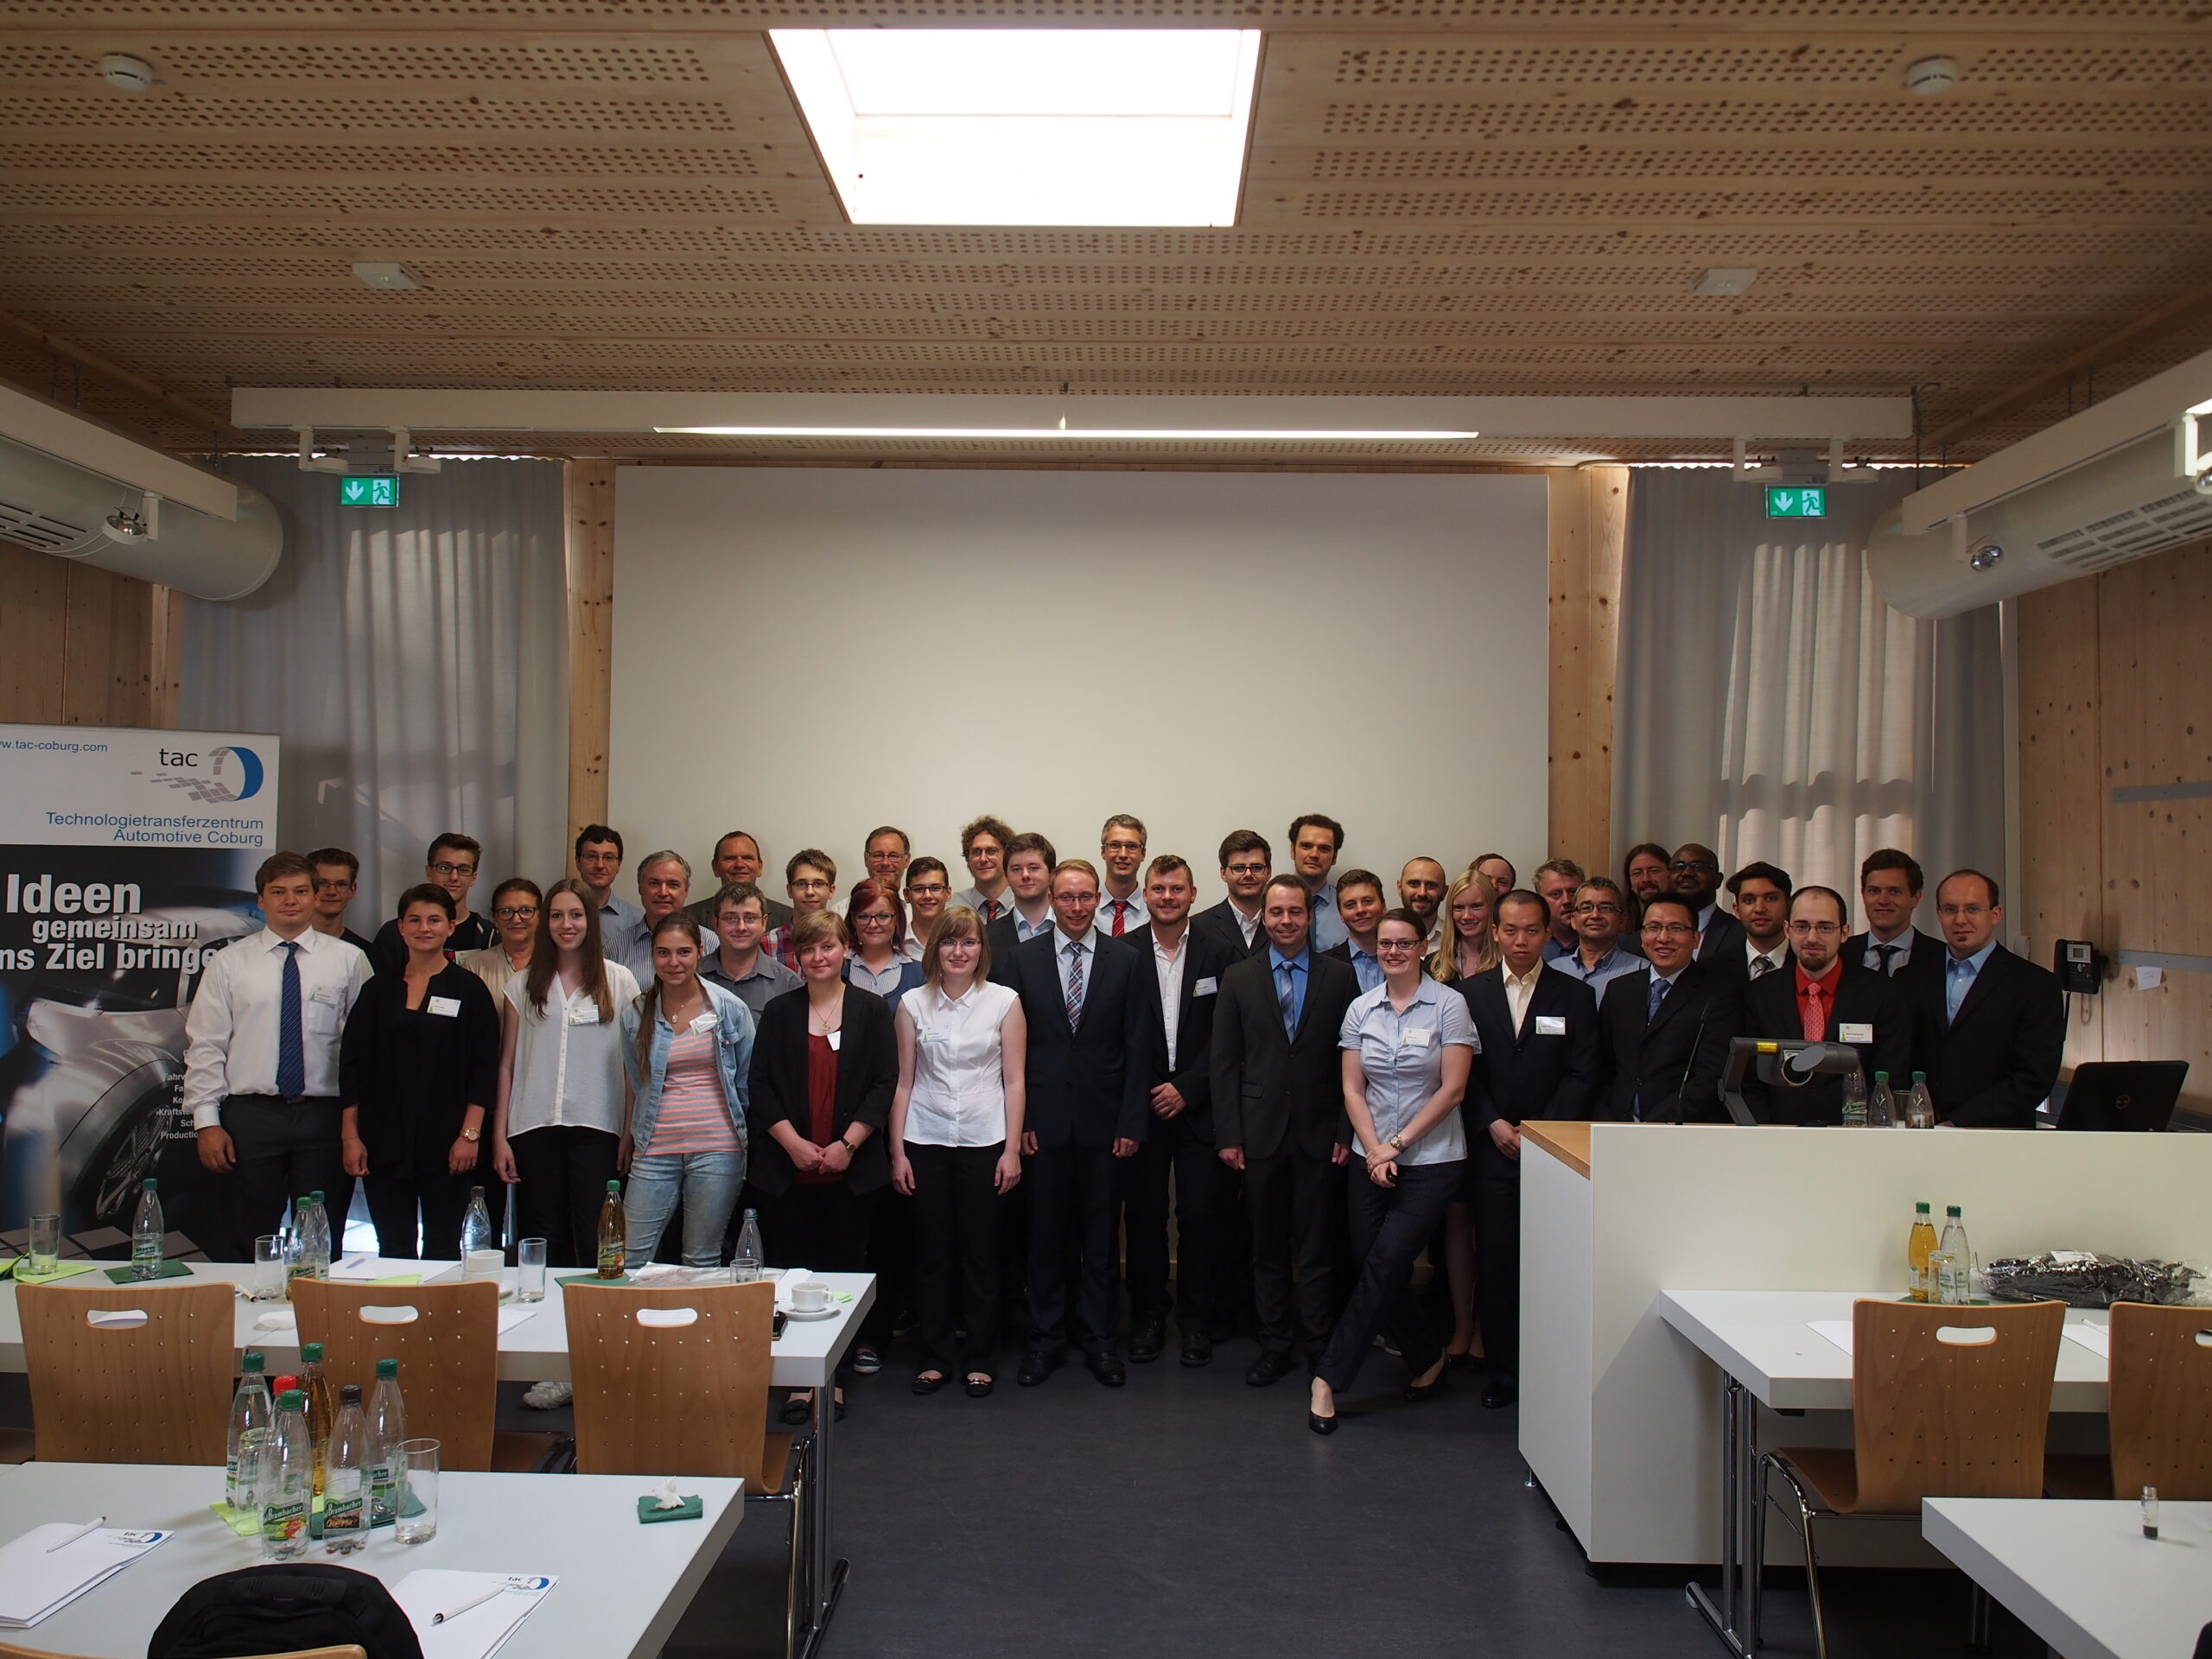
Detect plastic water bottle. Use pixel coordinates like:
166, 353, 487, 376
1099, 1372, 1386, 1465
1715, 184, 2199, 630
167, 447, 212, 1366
1937, 1205, 1972, 1304
366, 1357, 406, 1528
596, 1180, 626, 1278
299, 1341, 335, 1496
321, 1384, 368, 1553
461, 1186, 496, 1258
130, 1178, 163, 1279
260, 1389, 313, 1559
734, 1209, 764, 1281
225, 1351, 273, 1513
1904, 1071, 1936, 1129
302, 1190, 331, 1278
1868, 1071, 1897, 1128
1839, 1071, 1869, 1128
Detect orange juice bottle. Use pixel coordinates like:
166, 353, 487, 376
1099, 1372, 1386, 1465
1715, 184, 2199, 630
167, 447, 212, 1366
1907, 1202, 1937, 1300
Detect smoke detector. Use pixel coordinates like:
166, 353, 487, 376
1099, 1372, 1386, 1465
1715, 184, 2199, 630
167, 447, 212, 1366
1693, 267, 1758, 297
99, 54, 156, 91
1904, 56, 1958, 96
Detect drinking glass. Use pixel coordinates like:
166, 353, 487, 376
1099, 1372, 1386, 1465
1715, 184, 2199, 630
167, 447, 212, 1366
394, 1439, 440, 1544
517, 1238, 547, 1303
25, 1214, 60, 1278
251, 1235, 285, 1301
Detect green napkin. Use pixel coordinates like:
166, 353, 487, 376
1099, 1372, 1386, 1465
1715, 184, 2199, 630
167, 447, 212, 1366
557, 1270, 632, 1287
209, 1501, 259, 1538
638, 1494, 702, 1523
11, 1258, 99, 1283
371, 1273, 423, 1286
103, 1258, 193, 1284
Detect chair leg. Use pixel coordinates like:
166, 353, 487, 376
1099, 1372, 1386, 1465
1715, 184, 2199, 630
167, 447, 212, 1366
1800, 1508, 1829, 1659
1750, 1454, 1769, 1649
1756, 1454, 1828, 1659
1967, 1582, 1992, 1650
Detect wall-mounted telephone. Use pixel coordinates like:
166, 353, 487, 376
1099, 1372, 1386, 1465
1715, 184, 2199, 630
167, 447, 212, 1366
2054, 938, 2104, 995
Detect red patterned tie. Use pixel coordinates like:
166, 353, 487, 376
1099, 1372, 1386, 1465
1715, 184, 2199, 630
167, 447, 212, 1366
1110, 899, 1128, 937
982, 899, 1001, 924
1800, 980, 1827, 1042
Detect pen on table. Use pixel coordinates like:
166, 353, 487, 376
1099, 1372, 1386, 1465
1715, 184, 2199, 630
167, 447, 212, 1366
44, 1516, 105, 1552
431, 1584, 510, 1624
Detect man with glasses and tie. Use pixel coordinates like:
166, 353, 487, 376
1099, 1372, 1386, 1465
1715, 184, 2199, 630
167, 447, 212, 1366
368, 832, 493, 971
186, 851, 373, 1260
1595, 895, 1739, 1123
1096, 815, 1151, 938
953, 815, 1016, 925
1738, 886, 1910, 1124
1211, 874, 1360, 1388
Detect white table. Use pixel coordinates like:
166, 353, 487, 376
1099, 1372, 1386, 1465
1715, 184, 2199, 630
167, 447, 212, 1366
1924, 1498, 2212, 1659
0, 1459, 741, 1659
1656, 1288, 2117, 1658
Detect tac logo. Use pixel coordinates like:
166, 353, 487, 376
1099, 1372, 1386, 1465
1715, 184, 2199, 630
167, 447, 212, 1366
136, 744, 265, 803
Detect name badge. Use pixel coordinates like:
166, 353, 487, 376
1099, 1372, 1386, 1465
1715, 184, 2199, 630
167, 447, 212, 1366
307, 985, 339, 1007
689, 1012, 715, 1034
1193, 976, 1218, 997
1403, 1027, 1434, 1049
567, 1001, 600, 1026
1535, 1014, 1567, 1037
1839, 1021, 1874, 1045
426, 995, 461, 1018
828, 1029, 843, 1052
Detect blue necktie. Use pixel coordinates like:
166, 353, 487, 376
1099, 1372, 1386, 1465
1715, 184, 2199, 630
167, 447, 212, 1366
276, 940, 306, 1098
1646, 973, 1668, 1025
1277, 961, 1300, 1036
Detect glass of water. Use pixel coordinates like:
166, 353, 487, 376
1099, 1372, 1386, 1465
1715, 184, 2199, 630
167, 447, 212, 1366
394, 1439, 440, 1544
517, 1237, 547, 1303
25, 1214, 60, 1278
251, 1235, 286, 1301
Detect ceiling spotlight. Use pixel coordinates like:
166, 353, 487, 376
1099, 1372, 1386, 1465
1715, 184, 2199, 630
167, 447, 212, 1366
1967, 540, 2004, 572
99, 54, 156, 91
1694, 268, 1758, 297
1904, 56, 1958, 96
352, 261, 423, 290
105, 508, 150, 538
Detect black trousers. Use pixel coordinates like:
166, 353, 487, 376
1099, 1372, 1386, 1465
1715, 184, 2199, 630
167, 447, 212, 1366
1025, 1141, 1120, 1356
906, 1141, 1004, 1376
363, 1165, 481, 1261
1243, 1145, 1339, 1357
1124, 1114, 1223, 1334
861, 1190, 913, 1349
509, 1125, 620, 1270
220, 1096, 353, 1262
1315, 1160, 1460, 1391
1472, 1135, 1523, 1378
759, 1179, 880, 1276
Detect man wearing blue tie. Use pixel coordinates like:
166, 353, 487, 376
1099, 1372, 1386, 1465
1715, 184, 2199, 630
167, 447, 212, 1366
183, 851, 372, 1260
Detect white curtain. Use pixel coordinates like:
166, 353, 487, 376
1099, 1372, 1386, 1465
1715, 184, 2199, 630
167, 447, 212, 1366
181, 457, 568, 922
1611, 467, 2005, 906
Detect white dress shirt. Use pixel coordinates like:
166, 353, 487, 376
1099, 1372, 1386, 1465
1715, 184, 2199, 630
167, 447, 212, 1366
1229, 904, 1262, 950
1503, 961, 1543, 1034
901, 979, 1020, 1146
1745, 938, 1789, 979
182, 926, 372, 1128
502, 963, 641, 1138
1151, 928, 1190, 1070
953, 886, 1011, 922
1098, 889, 1149, 938
1859, 929, 1916, 976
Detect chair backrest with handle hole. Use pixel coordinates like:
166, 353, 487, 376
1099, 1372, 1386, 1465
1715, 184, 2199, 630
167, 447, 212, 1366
17, 1280, 235, 1465
2108, 1301, 2212, 1500
3, 1644, 366, 1659
289, 1279, 499, 1471
1849, 1297, 2065, 1513
564, 1281, 774, 1484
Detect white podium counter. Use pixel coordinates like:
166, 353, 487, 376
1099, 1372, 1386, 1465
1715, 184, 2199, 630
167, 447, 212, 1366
1517, 1120, 2212, 1567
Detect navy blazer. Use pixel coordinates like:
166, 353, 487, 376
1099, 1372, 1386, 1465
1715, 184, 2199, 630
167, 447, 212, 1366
1001, 929, 1152, 1149
1191, 899, 1267, 963
1458, 963, 1600, 1131
1594, 960, 1739, 1123
1123, 921, 1230, 1144
1737, 959, 1913, 1125
1210, 945, 1361, 1162
1910, 944, 2064, 1129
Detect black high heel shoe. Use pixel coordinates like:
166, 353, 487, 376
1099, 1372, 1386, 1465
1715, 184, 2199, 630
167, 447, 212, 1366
1403, 1364, 1450, 1403
1308, 1409, 1338, 1435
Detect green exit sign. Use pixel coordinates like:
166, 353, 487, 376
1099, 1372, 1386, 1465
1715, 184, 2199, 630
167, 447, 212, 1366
339, 474, 400, 508
1765, 486, 1826, 518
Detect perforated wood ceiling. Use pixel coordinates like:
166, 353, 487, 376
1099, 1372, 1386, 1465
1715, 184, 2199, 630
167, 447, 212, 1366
0, 2, 2208, 465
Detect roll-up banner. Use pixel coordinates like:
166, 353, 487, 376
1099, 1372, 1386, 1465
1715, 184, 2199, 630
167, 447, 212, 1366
0, 723, 279, 1255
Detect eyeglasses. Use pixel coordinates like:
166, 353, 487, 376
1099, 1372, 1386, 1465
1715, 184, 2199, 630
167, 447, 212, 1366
1786, 920, 1844, 937
856, 911, 896, 926
906, 883, 948, 896
1572, 901, 1624, 916
313, 878, 355, 893
1642, 922, 1697, 937
1669, 860, 1716, 874
1224, 862, 1269, 877
1374, 940, 1424, 954
790, 879, 830, 893
493, 905, 538, 921
1103, 840, 1146, 855
429, 861, 478, 878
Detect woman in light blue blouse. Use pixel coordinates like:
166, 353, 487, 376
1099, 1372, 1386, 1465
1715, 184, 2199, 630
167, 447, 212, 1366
1308, 909, 1476, 1434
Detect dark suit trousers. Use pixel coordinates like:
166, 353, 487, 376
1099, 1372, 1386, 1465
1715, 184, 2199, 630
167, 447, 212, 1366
1026, 1142, 1120, 1355
1315, 1160, 1459, 1392
1243, 1146, 1338, 1356
220, 1096, 353, 1263
1125, 1113, 1222, 1333
510, 1124, 620, 1269
1472, 1134, 1523, 1377
363, 1166, 480, 1260
907, 1141, 1004, 1376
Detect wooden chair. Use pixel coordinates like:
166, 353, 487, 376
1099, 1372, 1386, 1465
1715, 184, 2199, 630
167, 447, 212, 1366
0, 1647, 363, 1659
1753, 1298, 2064, 1659
289, 1279, 564, 1473
17, 1280, 236, 1465
563, 1280, 810, 1656
2045, 1302, 2212, 1500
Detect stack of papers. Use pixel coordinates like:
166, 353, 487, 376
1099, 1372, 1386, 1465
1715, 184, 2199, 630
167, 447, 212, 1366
2063, 1321, 2113, 1358
393, 1570, 557, 1659
0, 1524, 169, 1628
497, 1306, 537, 1336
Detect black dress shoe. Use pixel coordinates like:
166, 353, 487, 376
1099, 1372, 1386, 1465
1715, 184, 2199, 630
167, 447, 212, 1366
1245, 1349, 1294, 1388
912, 1371, 947, 1395
1127, 1319, 1166, 1363
1481, 1376, 1517, 1410
1309, 1410, 1339, 1436
1447, 1350, 1487, 1374
1179, 1331, 1214, 1368
1404, 1368, 1448, 1403
1088, 1351, 1127, 1388
1017, 1351, 1060, 1388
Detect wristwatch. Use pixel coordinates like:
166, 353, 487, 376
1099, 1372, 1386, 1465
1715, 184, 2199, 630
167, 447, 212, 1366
838, 1137, 859, 1155
1386, 1133, 1406, 1152
461, 1126, 481, 1142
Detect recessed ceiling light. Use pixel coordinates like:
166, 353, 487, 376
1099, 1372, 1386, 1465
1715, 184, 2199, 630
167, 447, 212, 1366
99, 54, 156, 92
352, 261, 423, 290
1904, 55, 1958, 96
1693, 268, 1758, 296
770, 29, 1262, 226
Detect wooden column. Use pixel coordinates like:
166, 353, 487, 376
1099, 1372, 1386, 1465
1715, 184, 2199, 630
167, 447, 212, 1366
2017, 577, 2107, 1077
1547, 465, 1628, 870
563, 459, 618, 865
148, 582, 183, 728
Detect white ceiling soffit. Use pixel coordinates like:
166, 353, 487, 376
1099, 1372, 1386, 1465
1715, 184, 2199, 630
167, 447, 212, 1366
0, 385, 238, 520
232, 389, 1912, 443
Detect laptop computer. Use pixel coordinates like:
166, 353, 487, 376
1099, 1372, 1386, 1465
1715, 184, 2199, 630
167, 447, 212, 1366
2052, 1060, 2191, 1132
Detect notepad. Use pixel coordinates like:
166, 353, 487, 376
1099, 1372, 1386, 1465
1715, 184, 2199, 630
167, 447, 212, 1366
1808, 1319, 1855, 1357
393, 1570, 557, 1659
2063, 1321, 2112, 1359
0, 1524, 170, 1627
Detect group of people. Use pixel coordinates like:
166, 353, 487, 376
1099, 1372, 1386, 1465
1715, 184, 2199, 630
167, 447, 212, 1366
179, 812, 2064, 1431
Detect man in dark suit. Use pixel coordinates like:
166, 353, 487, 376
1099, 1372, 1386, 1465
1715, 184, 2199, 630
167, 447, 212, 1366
1845, 849, 1944, 990
983, 830, 1058, 974
689, 830, 793, 932
1672, 842, 1744, 964
1458, 889, 1600, 1408
1122, 855, 1232, 1367
1319, 868, 1389, 993
1192, 829, 1272, 961
1917, 869, 2064, 1129
1212, 874, 1360, 1387
1001, 860, 1149, 1387
1596, 896, 1740, 1122
1720, 860, 1794, 982
1738, 886, 1912, 1124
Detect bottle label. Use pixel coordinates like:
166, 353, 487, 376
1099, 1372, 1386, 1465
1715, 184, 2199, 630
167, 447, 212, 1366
261, 1497, 307, 1541
369, 1464, 397, 1524
323, 1491, 364, 1535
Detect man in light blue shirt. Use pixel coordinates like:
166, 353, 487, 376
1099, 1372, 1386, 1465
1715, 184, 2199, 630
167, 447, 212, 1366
1945, 935, 1998, 1023
1289, 812, 1350, 951
1535, 858, 1587, 963
1555, 877, 1643, 1001
1321, 868, 1388, 994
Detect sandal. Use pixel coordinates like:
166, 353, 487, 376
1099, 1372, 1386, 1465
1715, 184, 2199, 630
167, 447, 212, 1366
912, 1371, 946, 1395
964, 1375, 995, 1398
778, 1393, 812, 1426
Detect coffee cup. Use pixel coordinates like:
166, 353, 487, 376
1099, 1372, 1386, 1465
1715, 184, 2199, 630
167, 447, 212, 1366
792, 1281, 830, 1313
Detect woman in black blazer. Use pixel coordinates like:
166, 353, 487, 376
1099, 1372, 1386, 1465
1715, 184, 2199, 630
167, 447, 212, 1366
747, 910, 897, 1420
340, 883, 500, 1258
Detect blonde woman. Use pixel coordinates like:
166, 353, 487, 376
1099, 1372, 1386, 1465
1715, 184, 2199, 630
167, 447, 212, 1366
1431, 870, 1501, 987
1431, 868, 1498, 1370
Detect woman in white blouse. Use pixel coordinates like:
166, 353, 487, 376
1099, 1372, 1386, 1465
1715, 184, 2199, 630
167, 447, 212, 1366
887, 906, 1027, 1397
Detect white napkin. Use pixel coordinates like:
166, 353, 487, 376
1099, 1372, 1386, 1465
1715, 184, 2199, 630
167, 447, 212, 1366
2063, 1321, 2112, 1358
496, 1306, 537, 1336
648, 1478, 684, 1511
253, 1309, 297, 1332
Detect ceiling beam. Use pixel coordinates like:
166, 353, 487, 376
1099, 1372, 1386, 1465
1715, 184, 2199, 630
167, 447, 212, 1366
0, 306, 245, 446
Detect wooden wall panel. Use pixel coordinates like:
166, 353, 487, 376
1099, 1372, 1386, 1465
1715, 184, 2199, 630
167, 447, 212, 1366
0, 543, 69, 725
564, 458, 618, 863
0, 543, 170, 730
1547, 465, 1627, 870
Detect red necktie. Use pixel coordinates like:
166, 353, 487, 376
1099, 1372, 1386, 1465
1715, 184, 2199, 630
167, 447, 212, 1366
1800, 980, 1827, 1042
1109, 899, 1128, 937
982, 899, 1001, 924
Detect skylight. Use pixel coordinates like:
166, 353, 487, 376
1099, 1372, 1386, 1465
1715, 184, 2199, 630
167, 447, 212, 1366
771, 29, 1263, 227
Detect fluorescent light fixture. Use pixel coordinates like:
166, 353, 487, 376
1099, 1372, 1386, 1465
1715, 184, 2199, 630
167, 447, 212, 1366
656, 425, 1480, 442
770, 29, 1262, 226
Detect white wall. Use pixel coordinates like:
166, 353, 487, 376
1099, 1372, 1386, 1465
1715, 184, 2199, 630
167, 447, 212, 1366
609, 466, 1548, 906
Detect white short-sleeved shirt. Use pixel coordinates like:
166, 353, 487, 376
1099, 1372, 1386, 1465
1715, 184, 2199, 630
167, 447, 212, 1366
503, 961, 641, 1138
1339, 976, 1476, 1166
900, 979, 1020, 1148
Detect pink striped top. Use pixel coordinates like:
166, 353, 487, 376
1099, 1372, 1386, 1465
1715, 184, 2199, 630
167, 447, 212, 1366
642, 1027, 738, 1155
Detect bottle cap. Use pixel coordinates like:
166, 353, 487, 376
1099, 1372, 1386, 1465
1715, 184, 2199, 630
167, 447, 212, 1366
242, 1351, 265, 1372
302, 1342, 324, 1363
376, 1357, 397, 1378
607, 1179, 621, 1193
1915, 1201, 1930, 1213
309, 1191, 324, 1205
1946, 1204, 1961, 1217
277, 1389, 304, 1410
272, 1375, 298, 1394
1873, 1071, 1889, 1083
339, 1383, 362, 1405
141, 1178, 157, 1192
1912, 1070, 1927, 1082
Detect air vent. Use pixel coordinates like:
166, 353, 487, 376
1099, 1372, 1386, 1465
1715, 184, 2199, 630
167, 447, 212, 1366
0, 495, 89, 551
2037, 485, 2212, 573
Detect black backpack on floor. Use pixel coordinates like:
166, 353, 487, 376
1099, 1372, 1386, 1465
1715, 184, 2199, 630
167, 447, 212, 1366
147, 1562, 424, 1659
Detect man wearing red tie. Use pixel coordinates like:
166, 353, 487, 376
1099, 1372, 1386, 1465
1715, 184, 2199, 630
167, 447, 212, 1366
1098, 815, 1151, 938
1739, 886, 1910, 1123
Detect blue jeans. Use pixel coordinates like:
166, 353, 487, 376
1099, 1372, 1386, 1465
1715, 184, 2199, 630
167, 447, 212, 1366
624, 1150, 743, 1268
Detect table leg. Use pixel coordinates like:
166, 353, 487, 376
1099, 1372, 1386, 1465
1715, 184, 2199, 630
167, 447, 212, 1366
1685, 1370, 1757, 1658
798, 1383, 850, 1659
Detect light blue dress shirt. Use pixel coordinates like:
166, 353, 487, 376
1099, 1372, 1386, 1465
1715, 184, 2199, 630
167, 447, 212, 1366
1945, 939, 1997, 1022
1344, 942, 1384, 995
1556, 941, 1643, 1002
1338, 977, 1475, 1166
1308, 882, 1349, 951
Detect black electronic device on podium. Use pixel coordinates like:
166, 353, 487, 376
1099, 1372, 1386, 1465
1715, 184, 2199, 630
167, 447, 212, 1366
1718, 1038, 1867, 1127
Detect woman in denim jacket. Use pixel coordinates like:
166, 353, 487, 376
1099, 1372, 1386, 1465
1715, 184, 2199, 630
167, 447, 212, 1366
620, 910, 755, 1267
